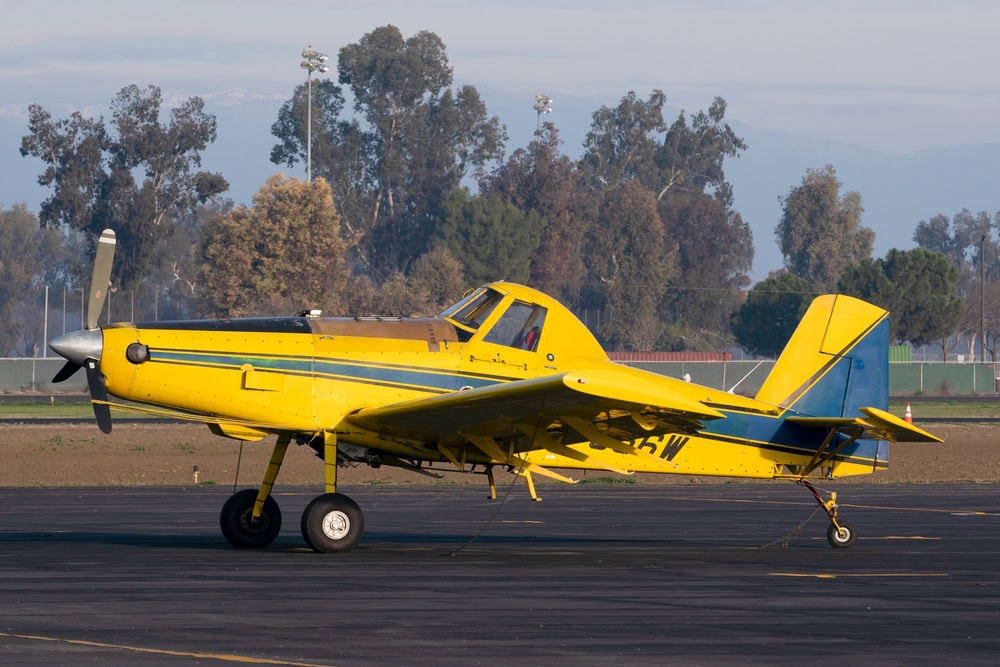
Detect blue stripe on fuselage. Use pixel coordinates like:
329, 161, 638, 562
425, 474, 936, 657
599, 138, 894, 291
700, 409, 884, 465
149, 349, 505, 393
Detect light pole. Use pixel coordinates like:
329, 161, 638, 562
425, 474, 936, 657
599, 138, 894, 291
300, 46, 330, 182
533, 91, 552, 133
981, 234, 986, 363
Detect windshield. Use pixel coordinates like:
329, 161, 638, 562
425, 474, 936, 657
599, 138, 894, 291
439, 287, 504, 333
438, 288, 485, 321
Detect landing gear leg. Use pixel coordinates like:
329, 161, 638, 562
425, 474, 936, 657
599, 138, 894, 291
486, 465, 497, 500
220, 433, 290, 548
799, 479, 857, 548
522, 470, 542, 502
301, 432, 365, 553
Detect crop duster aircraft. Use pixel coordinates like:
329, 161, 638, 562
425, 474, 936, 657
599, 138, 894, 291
49, 229, 940, 553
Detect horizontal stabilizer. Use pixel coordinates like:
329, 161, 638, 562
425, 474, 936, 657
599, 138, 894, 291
787, 406, 942, 443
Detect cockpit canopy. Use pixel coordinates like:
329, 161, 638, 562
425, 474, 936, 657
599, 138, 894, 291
439, 286, 546, 351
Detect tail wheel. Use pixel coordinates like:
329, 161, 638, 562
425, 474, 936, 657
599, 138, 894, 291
301, 493, 364, 553
220, 489, 282, 549
827, 519, 857, 548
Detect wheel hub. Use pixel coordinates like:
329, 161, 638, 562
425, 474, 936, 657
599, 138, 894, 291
321, 511, 350, 540
242, 509, 269, 534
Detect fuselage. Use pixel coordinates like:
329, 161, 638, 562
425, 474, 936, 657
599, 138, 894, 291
88, 282, 887, 480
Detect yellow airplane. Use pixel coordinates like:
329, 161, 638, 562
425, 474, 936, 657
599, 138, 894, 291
50, 229, 940, 553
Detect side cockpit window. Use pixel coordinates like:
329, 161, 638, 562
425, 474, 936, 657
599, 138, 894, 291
483, 301, 547, 351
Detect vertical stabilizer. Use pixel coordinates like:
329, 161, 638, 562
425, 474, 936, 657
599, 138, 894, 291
754, 295, 890, 417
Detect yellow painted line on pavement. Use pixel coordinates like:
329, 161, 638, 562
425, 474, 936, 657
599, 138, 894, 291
667, 496, 1000, 517
770, 572, 949, 579
666, 496, 810, 507
847, 503, 1000, 516
0, 631, 332, 666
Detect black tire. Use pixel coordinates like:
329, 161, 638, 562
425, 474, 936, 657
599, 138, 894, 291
301, 493, 364, 553
220, 489, 282, 549
827, 519, 857, 548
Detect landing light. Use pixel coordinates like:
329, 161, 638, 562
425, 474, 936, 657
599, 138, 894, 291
126, 342, 150, 364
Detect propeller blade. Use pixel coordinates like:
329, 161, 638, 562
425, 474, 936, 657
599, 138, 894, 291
52, 360, 82, 383
85, 358, 112, 434
87, 229, 116, 330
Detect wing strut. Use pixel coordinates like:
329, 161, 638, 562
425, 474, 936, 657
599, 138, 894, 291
523, 426, 633, 476
800, 426, 864, 477
562, 416, 678, 468
462, 433, 576, 502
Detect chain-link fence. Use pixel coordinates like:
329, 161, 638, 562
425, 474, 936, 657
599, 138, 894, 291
3, 283, 198, 358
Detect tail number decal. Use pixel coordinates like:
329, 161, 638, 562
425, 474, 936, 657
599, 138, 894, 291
650, 435, 689, 462
589, 434, 689, 462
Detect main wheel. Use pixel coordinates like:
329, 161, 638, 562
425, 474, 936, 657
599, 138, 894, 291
220, 488, 282, 549
301, 493, 364, 553
827, 519, 857, 548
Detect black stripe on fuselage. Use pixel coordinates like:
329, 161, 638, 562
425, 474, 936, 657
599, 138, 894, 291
130, 317, 313, 333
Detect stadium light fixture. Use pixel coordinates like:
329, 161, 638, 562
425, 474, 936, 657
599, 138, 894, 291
533, 91, 553, 133
300, 46, 330, 181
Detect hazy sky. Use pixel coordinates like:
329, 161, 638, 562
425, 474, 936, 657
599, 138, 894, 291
4, 0, 999, 152
3, 0, 1000, 281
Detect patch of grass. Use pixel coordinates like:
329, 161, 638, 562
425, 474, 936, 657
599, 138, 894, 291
0, 398, 160, 419
888, 399, 1000, 419
0, 400, 94, 418
177, 442, 198, 454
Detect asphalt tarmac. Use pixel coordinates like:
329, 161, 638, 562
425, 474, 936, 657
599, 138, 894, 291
1, 483, 999, 666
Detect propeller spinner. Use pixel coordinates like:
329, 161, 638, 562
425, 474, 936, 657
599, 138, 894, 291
49, 228, 116, 433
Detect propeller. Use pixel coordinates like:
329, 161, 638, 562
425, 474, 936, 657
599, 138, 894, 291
49, 229, 117, 433
86, 229, 116, 330
85, 358, 113, 434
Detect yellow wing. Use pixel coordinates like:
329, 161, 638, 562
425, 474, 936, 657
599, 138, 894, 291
345, 365, 725, 475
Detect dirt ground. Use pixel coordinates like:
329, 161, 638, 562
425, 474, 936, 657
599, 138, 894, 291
0, 421, 994, 488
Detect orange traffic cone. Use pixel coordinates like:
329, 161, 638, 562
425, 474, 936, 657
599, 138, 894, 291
904, 402, 913, 424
